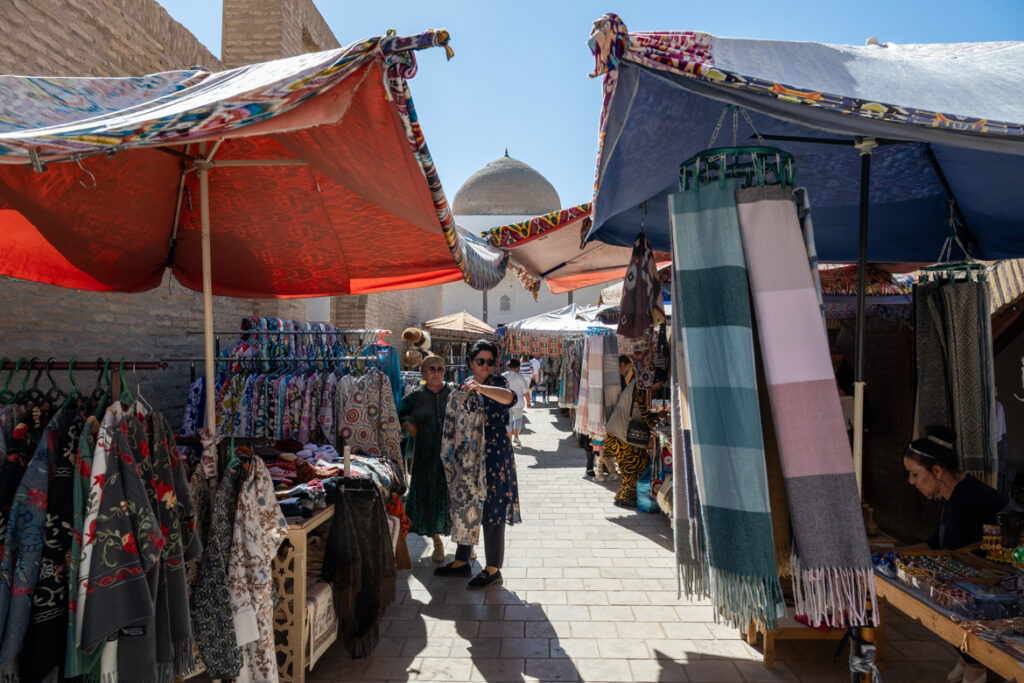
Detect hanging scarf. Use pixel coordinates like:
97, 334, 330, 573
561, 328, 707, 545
618, 232, 666, 338
147, 410, 202, 679
440, 390, 486, 546
190, 465, 242, 679
669, 279, 707, 597
321, 479, 395, 659
20, 406, 84, 683
668, 183, 784, 629
601, 334, 621, 420
736, 184, 876, 627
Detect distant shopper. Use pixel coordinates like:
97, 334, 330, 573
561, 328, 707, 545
400, 354, 453, 562
502, 358, 531, 446
604, 377, 657, 508
519, 355, 534, 387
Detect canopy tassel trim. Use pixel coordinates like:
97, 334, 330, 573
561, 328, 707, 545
382, 42, 505, 291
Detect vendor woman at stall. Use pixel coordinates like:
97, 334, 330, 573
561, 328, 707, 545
902, 426, 1017, 683
903, 426, 1013, 552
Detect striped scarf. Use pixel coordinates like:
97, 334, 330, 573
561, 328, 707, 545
736, 185, 876, 627
668, 183, 784, 629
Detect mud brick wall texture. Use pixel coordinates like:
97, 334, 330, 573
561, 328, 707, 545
0, 0, 439, 426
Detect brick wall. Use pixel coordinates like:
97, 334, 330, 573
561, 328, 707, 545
0, 0, 222, 76
0, 0, 310, 425
222, 0, 339, 68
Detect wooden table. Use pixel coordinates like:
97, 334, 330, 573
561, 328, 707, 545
876, 575, 1024, 682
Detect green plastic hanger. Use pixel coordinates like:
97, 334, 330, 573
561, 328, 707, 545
118, 359, 134, 406
0, 357, 19, 405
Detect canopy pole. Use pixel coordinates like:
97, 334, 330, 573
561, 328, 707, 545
852, 137, 876, 499
197, 143, 218, 482
852, 136, 876, 683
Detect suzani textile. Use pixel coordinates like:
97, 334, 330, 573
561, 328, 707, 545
736, 185, 876, 628
440, 391, 487, 546
668, 183, 784, 630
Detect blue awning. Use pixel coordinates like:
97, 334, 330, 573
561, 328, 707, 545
586, 16, 1024, 262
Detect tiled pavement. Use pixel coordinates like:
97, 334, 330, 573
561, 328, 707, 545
312, 403, 959, 682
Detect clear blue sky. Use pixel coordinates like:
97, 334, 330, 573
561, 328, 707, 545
157, 0, 1023, 209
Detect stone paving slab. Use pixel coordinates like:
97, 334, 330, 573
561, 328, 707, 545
311, 402, 958, 682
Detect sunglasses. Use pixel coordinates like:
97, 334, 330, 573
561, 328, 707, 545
473, 358, 496, 367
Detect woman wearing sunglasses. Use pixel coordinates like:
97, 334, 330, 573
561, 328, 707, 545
400, 354, 454, 563
435, 339, 520, 588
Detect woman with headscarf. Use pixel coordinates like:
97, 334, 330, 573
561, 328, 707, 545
400, 354, 453, 563
435, 340, 520, 589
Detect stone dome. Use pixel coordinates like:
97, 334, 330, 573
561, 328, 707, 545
451, 154, 561, 215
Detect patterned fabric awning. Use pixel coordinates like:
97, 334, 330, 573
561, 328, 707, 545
480, 201, 668, 296
817, 264, 914, 297
586, 13, 1024, 263
0, 30, 507, 296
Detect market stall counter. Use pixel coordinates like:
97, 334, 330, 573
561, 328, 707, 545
874, 549, 1024, 682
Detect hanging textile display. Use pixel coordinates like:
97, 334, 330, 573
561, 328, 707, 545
321, 478, 396, 659
669, 276, 707, 596
668, 183, 784, 629
736, 184, 876, 628
617, 232, 666, 338
914, 274, 998, 478
439, 390, 487, 546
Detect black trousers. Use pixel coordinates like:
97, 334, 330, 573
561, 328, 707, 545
455, 521, 506, 569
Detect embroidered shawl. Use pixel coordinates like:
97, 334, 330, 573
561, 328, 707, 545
191, 466, 242, 678
0, 413, 60, 669
440, 390, 486, 546
226, 457, 288, 683
20, 407, 84, 682
80, 408, 163, 655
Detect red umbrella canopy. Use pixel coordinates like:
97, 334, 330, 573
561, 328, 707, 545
0, 31, 504, 297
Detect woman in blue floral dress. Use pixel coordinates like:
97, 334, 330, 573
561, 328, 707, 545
435, 340, 520, 588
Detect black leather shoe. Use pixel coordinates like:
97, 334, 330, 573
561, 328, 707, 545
467, 569, 503, 589
584, 469, 596, 478
434, 561, 472, 577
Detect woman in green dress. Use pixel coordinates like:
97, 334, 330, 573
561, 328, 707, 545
400, 354, 453, 562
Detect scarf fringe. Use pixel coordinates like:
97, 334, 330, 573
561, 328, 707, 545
706, 566, 785, 631
172, 641, 196, 680
348, 624, 380, 660
790, 551, 879, 628
100, 672, 118, 683
677, 519, 708, 600
1, 659, 16, 683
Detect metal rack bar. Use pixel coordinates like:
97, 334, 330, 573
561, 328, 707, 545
184, 328, 391, 336
162, 356, 384, 363
0, 360, 167, 371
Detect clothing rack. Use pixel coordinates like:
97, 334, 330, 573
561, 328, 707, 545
185, 328, 391, 336
0, 358, 167, 407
